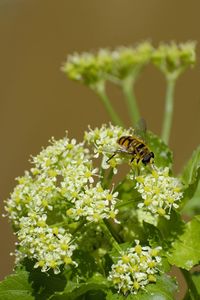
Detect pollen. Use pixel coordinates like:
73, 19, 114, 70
122, 255, 130, 263
135, 244, 142, 254
64, 256, 72, 265
157, 208, 166, 216
148, 274, 156, 282
133, 281, 140, 290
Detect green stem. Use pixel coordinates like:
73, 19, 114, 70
100, 166, 105, 186
161, 77, 176, 144
104, 219, 122, 244
72, 220, 86, 235
181, 269, 200, 299
50, 222, 65, 228
100, 220, 121, 253
122, 77, 140, 126
116, 199, 138, 209
103, 169, 114, 189
95, 82, 124, 127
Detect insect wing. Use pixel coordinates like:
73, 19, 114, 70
134, 118, 147, 142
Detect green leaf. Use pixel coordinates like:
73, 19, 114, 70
143, 222, 163, 246
182, 180, 200, 216
106, 292, 124, 300
72, 249, 98, 278
0, 270, 34, 300
191, 272, 200, 295
21, 259, 67, 300
157, 211, 185, 250
115, 178, 146, 243
181, 146, 200, 185
106, 274, 177, 300
30, 269, 67, 300
167, 216, 200, 270
115, 178, 140, 203
180, 146, 200, 214
49, 273, 109, 300
147, 131, 173, 168
138, 274, 177, 300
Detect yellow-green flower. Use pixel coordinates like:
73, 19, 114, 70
108, 240, 162, 294
135, 167, 183, 219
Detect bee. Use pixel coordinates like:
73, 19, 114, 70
107, 135, 154, 166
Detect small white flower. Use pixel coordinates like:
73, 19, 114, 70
135, 167, 183, 220
108, 240, 162, 295
5, 135, 103, 273
16, 213, 77, 274
5, 136, 97, 226
66, 182, 119, 223
84, 123, 133, 173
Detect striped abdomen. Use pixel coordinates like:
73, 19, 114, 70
117, 135, 154, 165
117, 136, 145, 153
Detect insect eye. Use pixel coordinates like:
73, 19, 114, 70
142, 157, 149, 165
142, 152, 154, 165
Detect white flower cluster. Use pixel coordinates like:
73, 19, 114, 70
67, 182, 119, 223
84, 123, 132, 173
5, 135, 119, 273
17, 213, 77, 274
31, 137, 98, 204
108, 240, 162, 295
6, 137, 94, 226
135, 167, 183, 219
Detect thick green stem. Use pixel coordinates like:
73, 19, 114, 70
122, 77, 140, 126
100, 220, 121, 253
161, 78, 176, 144
181, 269, 199, 299
95, 82, 124, 127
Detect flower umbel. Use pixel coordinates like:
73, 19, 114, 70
5, 136, 95, 227
66, 182, 119, 223
62, 49, 113, 88
135, 167, 183, 219
5, 133, 120, 273
110, 42, 153, 81
108, 240, 162, 294
16, 213, 77, 274
152, 41, 196, 79
62, 42, 153, 87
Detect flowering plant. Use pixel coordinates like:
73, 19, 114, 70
1, 42, 200, 300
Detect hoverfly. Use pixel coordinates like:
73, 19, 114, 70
107, 119, 154, 166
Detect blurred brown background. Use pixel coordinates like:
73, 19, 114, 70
0, 0, 200, 298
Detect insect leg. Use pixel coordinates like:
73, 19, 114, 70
106, 149, 129, 163
106, 152, 117, 163
130, 152, 137, 163
130, 156, 135, 163
136, 164, 140, 176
